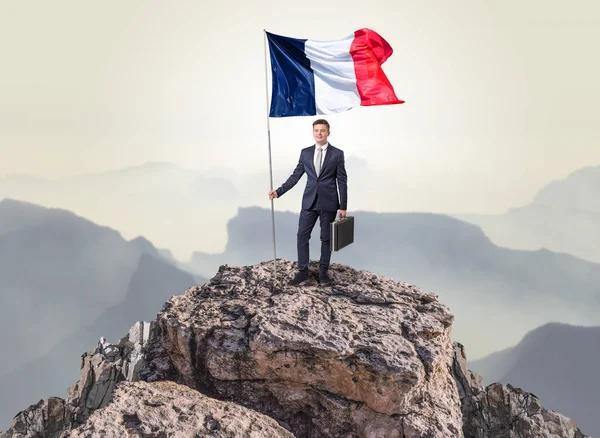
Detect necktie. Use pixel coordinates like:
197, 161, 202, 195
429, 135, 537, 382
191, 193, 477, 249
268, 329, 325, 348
316, 147, 322, 176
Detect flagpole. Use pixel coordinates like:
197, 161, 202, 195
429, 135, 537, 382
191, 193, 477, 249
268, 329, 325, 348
263, 29, 278, 285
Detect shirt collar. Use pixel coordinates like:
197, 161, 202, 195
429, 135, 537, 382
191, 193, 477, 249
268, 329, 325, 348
316, 142, 329, 151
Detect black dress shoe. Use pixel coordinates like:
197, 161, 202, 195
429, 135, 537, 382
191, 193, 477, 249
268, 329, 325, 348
288, 270, 309, 286
319, 270, 331, 285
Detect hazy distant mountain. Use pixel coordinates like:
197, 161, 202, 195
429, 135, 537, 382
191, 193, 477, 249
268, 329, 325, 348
0, 251, 205, 429
0, 198, 203, 378
534, 165, 600, 212
184, 207, 600, 360
462, 345, 515, 384
3, 161, 598, 263
0, 199, 137, 376
457, 165, 600, 263
470, 323, 600, 437
0, 158, 403, 260
0, 162, 243, 260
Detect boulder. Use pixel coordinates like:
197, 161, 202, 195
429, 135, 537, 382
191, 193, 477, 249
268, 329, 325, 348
68, 380, 294, 438
152, 260, 463, 437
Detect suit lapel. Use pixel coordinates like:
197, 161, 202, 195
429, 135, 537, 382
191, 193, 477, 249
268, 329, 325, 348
309, 145, 317, 177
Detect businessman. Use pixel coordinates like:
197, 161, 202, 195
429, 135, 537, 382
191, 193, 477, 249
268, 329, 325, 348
268, 119, 348, 286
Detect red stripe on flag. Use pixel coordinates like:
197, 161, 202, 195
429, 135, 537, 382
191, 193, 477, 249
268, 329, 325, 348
350, 29, 405, 107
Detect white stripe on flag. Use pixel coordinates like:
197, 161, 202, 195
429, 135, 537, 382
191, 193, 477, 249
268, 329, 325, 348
305, 35, 361, 114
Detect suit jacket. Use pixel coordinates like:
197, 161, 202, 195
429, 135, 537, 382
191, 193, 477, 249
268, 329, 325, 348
276, 143, 348, 211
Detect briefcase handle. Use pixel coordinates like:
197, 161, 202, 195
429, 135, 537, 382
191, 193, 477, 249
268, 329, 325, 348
335, 214, 352, 222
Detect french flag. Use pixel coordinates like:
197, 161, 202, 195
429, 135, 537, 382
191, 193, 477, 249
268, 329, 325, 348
266, 28, 404, 118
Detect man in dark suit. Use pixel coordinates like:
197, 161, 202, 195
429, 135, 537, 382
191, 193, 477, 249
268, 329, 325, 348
268, 119, 348, 286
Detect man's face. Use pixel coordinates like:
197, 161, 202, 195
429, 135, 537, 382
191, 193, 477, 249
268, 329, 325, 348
313, 124, 330, 145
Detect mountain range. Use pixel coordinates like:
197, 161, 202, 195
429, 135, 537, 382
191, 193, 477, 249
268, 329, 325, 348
2, 161, 598, 264
0, 157, 418, 260
469, 322, 600, 437
0, 198, 206, 429
456, 165, 600, 264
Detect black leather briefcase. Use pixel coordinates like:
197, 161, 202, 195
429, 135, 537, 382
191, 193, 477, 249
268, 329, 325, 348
330, 216, 354, 251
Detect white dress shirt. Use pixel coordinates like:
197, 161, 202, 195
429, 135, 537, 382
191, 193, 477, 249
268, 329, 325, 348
313, 142, 328, 173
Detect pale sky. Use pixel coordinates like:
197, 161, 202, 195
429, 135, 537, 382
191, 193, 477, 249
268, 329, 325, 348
1, 0, 599, 214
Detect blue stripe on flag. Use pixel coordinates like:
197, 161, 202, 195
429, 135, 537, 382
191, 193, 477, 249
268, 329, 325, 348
266, 32, 316, 117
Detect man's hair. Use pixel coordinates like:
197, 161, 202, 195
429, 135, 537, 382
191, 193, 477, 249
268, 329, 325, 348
312, 119, 330, 131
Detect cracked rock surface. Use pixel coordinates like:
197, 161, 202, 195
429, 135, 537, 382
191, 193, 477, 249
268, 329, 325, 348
68, 380, 294, 438
0, 259, 589, 438
0, 321, 152, 438
155, 259, 462, 438
453, 342, 587, 438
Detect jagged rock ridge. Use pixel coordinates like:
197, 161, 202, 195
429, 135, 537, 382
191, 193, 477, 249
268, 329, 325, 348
0, 259, 588, 438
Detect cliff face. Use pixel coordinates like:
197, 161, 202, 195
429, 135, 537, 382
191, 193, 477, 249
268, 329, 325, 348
0, 259, 588, 438
452, 343, 586, 438
152, 259, 462, 438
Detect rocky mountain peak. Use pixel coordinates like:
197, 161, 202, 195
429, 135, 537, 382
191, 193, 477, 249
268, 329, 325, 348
0, 259, 588, 437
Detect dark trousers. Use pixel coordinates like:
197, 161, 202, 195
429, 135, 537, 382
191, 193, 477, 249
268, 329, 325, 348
297, 194, 338, 272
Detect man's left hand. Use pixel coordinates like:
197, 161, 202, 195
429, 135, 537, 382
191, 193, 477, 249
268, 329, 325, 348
338, 210, 347, 219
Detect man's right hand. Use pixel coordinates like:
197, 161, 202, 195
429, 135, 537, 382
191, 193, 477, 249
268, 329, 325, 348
268, 190, 278, 200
